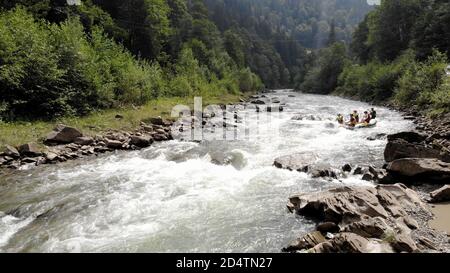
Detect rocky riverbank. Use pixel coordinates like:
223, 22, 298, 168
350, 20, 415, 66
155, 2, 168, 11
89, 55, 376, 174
0, 117, 173, 171
280, 102, 450, 253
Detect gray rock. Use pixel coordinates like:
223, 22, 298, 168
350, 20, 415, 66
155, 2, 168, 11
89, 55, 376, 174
251, 100, 266, 105
387, 132, 427, 143
105, 139, 123, 149
153, 133, 168, 141
282, 231, 326, 252
130, 135, 153, 148
45, 125, 83, 144
353, 166, 363, 175
384, 139, 449, 163
430, 185, 450, 203
342, 217, 389, 238
317, 222, 340, 234
74, 136, 94, 145
18, 143, 42, 157
273, 153, 318, 172
342, 164, 352, 173
387, 158, 450, 183
1, 145, 20, 158
309, 233, 372, 253
45, 152, 59, 162
147, 116, 165, 126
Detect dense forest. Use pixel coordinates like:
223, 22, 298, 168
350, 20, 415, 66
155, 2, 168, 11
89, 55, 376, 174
300, 0, 450, 115
0, 0, 373, 121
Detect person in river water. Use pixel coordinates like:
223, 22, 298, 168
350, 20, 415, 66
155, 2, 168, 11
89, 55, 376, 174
370, 108, 377, 119
336, 114, 344, 124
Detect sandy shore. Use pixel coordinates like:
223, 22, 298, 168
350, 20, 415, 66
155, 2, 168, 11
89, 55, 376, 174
430, 202, 450, 235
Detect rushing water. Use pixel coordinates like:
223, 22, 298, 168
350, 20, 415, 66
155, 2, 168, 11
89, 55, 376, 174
0, 91, 413, 253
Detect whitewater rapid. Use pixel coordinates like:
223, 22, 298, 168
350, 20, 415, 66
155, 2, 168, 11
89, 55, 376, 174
0, 91, 413, 252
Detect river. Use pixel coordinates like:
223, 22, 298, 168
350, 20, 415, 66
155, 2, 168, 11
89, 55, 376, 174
0, 90, 414, 253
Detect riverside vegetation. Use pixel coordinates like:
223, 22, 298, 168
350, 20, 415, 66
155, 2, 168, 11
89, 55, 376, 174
0, 0, 374, 145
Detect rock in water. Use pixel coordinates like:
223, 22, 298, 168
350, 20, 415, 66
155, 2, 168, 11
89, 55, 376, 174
273, 153, 318, 172
430, 185, 450, 203
387, 158, 450, 183
342, 164, 352, 173
130, 135, 153, 148
45, 125, 83, 145
251, 100, 266, 105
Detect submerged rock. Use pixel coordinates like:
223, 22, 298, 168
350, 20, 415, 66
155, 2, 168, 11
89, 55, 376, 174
273, 153, 318, 172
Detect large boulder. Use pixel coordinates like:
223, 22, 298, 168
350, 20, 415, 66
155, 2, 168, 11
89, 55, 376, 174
430, 185, 450, 203
387, 132, 427, 143
45, 125, 83, 145
288, 186, 390, 223
1, 145, 20, 158
384, 139, 449, 163
387, 158, 450, 183
273, 153, 319, 172
286, 184, 428, 253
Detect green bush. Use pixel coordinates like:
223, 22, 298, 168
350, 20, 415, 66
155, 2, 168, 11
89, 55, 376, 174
394, 50, 448, 109
0, 8, 164, 120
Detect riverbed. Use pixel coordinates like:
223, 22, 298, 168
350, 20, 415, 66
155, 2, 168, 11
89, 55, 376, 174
0, 90, 414, 252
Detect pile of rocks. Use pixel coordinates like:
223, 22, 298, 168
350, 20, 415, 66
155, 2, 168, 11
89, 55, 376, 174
0, 117, 173, 169
284, 184, 448, 253
273, 153, 387, 182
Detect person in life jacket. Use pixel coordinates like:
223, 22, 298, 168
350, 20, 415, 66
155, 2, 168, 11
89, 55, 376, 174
370, 108, 377, 119
352, 110, 360, 123
348, 113, 356, 127
336, 114, 344, 124
362, 111, 371, 124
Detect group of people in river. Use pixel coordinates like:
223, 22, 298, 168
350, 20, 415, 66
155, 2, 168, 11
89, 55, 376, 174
336, 108, 377, 127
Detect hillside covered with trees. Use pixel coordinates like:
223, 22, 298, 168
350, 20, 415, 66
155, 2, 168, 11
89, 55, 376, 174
0, 0, 373, 121
299, 0, 450, 115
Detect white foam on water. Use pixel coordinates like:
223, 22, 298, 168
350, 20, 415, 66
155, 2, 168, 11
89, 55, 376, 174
0, 91, 414, 252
